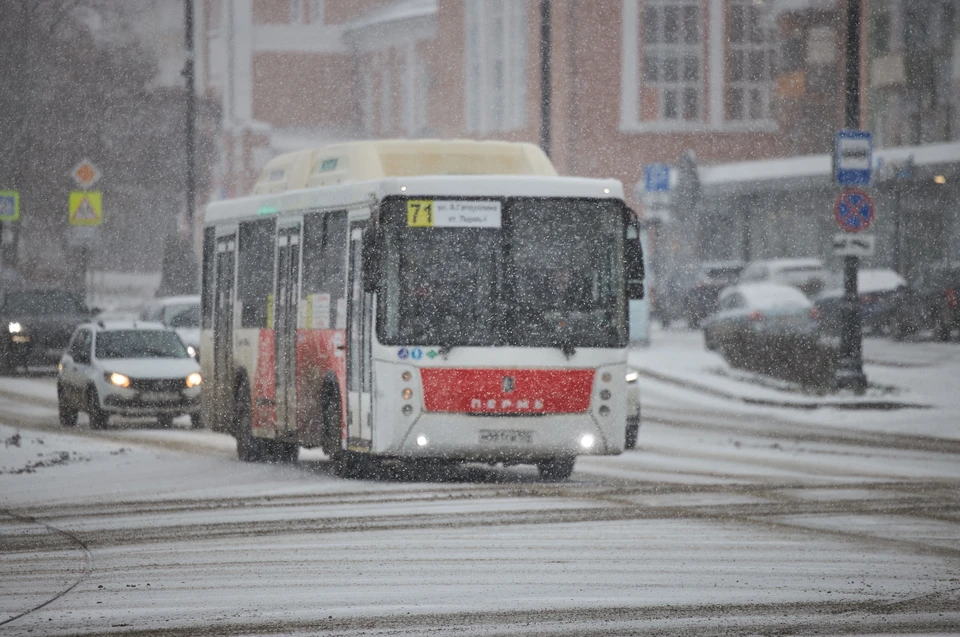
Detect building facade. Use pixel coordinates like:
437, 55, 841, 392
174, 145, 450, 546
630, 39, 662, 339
195, 0, 959, 275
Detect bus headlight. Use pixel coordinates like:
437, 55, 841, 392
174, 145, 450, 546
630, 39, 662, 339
8, 321, 22, 334
625, 370, 640, 383
579, 434, 596, 449
186, 372, 203, 388
416, 434, 428, 447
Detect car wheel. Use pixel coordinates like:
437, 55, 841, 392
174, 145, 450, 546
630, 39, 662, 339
87, 387, 109, 430
234, 381, 266, 462
157, 414, 175, 429
537, 457, 576, 481
189, 413, 203, 430
57, 384, 78, 428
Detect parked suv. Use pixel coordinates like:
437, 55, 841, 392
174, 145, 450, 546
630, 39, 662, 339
57, 320, 202, 429
888, 264, 960, 341
1, 289, 96, 374
684, 261, 744, 328
738, 259, 832, 298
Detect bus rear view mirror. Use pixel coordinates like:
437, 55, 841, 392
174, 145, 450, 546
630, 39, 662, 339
625, 218, 645, 300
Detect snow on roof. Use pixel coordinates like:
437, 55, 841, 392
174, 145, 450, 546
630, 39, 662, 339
859, 269, 907, 293
700, 141, 960, 187
726, 283, 813, 310
751, 258, 825, 271
151, 295, 200, 306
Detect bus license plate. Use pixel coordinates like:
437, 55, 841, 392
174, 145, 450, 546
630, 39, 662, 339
479, 429, 533, 444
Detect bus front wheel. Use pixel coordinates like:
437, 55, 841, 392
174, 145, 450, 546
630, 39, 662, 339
537, 457, 576, 481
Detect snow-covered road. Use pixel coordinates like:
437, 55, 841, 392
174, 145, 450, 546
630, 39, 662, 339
2, 340, 959, 636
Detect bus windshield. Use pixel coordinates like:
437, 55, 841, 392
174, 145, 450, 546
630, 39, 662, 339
378, 197, 627, 349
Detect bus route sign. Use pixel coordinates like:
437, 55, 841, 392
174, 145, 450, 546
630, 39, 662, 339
834, 188, 875, 233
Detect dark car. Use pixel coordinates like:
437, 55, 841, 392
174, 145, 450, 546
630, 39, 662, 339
814, 269, 907, 336
0, 289, 97, 374
684, 261, 744, 328
888, 264, 960, 341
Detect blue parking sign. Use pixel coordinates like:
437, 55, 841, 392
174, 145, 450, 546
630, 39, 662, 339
644, 165, 670, 193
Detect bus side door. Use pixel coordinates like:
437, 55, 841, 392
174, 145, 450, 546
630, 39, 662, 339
274, 222, 301, 437
213, 233, 237, 431
346, 225, 373, 447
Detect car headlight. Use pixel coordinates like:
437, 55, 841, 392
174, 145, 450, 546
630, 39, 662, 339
8, 321, 22, 334
107, 372, 131, 388
186, 372, 202, 388
625, 370, 640, 383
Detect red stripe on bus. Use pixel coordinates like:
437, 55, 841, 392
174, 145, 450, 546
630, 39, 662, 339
419, 369, 594, 414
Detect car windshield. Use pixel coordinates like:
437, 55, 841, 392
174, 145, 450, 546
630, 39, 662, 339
703, 266, 742, 284
378, 196, 627, 348
2, 290, 84, 315
95, 330, 189, 359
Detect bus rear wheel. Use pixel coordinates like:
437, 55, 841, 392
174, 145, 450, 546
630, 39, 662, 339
235, 381, 267, 462
537, 457, 576, 481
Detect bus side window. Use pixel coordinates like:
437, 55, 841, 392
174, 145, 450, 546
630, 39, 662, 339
302, 211, 347, 329
238, 218, 276, 328
201, 227, 216, 329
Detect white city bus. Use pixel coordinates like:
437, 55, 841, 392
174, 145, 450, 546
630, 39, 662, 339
200, 140, 644, 480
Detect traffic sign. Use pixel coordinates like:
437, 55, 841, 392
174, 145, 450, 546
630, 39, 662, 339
833, 233, 875, 257
834, 188, 874, 233
0, 190, 19, 221
71, 159, 101, 189
69, 191, 103, 226
644, 164, 671, 192
834, 130, 872, 186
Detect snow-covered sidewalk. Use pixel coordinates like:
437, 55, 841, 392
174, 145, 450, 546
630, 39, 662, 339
628, 328, 953, 410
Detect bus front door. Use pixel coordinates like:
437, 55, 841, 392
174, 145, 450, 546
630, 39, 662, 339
213, 235, 236, 431
346, 226, 373, 447
274, 224, 301, 437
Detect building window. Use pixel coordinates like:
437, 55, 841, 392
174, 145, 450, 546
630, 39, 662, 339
309, 0, 324, 24
290, 0, 304, 24
464, 0, 526, 133
726, 0, 774, 121
640, 0, 703, 122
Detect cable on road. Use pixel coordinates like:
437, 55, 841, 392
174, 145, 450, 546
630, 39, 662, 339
0, 509, 94, 628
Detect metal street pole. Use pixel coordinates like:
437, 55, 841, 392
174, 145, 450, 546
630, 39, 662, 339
538, 0, 551, 158
836, 0, 867, 393
184, 0, 196, 224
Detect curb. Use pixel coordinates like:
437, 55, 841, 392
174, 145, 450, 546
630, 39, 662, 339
634, 368, 930, 411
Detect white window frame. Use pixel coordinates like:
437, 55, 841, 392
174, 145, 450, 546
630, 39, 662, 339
620, 0, 777, 133
640, 0, 704, 123
464, 0, 526, 134
725, 0, 775, 123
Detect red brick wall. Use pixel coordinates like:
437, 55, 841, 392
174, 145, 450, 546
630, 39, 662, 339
252, 52, 358, 130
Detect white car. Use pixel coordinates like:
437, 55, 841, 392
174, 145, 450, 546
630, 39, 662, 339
57, 321, 203, 430
738, 258, 832, 298
139, 295, 201, 359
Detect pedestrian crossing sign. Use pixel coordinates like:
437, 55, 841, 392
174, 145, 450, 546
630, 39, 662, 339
69, 191, 102, 226
0, 190, 19, 221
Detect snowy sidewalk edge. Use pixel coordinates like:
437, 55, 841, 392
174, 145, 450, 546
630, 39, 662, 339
633, 368, 931, 411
